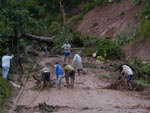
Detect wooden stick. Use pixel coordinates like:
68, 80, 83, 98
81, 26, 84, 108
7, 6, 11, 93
9, 74, 28, 113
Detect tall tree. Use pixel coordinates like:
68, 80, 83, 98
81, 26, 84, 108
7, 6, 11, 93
0, 0, 37, 56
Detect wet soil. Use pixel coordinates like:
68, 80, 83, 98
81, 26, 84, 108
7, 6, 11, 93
7, 53, 150, 113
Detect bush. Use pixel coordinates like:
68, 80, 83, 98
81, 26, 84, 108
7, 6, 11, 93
140, 19, 150, 38
97, 56, 105, 61
141, 63, 150, 80
97, 38, 123, 59
0, 76, 12, 113
115, 30, 138, 46
83, 36, 98, 56
94, 0, 108, 5
82, 2, 95, 13
133, 0, 142, 5
132, 57, 150, 81
138, 8, 150, 19
144, 0, 150, 7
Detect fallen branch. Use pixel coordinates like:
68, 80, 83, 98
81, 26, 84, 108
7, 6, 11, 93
71, 48, 85, 50
9, 74, 28, 113
23, 33, 54, 44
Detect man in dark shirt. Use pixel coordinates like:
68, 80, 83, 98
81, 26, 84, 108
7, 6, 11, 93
18, 54, 24, 74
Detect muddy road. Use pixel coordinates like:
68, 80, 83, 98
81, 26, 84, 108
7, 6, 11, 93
8, 54, 150, 113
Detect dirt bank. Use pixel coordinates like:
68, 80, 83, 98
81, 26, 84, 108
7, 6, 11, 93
75, 0, 143, 38
74, 0, 150, 60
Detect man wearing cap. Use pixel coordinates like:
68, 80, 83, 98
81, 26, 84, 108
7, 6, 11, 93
41, 67, 51, 89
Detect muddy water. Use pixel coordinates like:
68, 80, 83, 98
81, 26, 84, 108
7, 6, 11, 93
12, 56, 150, 113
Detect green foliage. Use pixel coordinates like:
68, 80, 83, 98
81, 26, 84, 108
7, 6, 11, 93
85, 48, 94, 56
97, 56, 105, 61
136, 79, 150, 87
137, 8, 150, 38
140, 19, 150, 38
43, 20, 91, 54
99, 74, 109, 79
132, 57, 143, 69
97, 38, 123, 59
113, 0, 121, 3
82, 2, 95, 13
37, 0, 60, 16
94, 0, 108, 5
40, 22, 74, 54
141, 63, 150, 80
138, 8, 150, 19
144, 0, 150, 7
119, 11, 125, 17
68, 2, 94, 25
0, 76, 12, 112
0, 0, 37, 35
82, 36, 98, 56
63, 0, 85, 15
67, 14, 84, 25
133, 0, 142, 5
115, 30, 138, 46
139, 0, 150, 38
131, 57, 150, 80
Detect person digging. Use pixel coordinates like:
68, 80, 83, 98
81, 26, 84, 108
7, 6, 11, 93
72, 52, 86, 76
41, 67, 51, 90
114, 64, 134, 89
63, 64, 75, 89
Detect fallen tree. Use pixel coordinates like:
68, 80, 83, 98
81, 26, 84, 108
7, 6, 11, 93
23, 33, 55, 44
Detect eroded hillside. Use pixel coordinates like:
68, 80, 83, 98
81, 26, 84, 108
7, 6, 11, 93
75, 0, 143, 37
74, 0, 150, 60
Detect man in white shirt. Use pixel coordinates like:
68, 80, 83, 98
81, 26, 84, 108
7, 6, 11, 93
121, 65, 134, 89
2, 53, 14, 79
61, 42, 71, 63
72, 53, 86, 76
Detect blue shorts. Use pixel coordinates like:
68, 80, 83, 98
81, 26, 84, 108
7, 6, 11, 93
125, 74, 133, 81
65, 52, 70, 57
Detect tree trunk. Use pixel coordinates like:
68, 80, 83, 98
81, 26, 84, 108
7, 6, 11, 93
23, 33, 54, 44
59, 0, 66, 31
14, 25, 20, 57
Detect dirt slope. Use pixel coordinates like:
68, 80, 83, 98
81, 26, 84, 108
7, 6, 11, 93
74, 0, 150, 60
75, 0, 143, 38
123, 38, 150, 60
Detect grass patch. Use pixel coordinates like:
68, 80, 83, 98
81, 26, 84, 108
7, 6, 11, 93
135, 79, 150, 87
0, 76, 13, 113
140, 19, 150, 38
99, 74, 109, 79
119, 11, 125, 17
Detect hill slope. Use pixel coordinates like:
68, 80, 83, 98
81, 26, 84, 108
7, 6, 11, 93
74, 0, 150, 60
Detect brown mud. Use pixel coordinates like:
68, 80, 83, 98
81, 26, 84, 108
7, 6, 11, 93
6, 53, 150, 113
